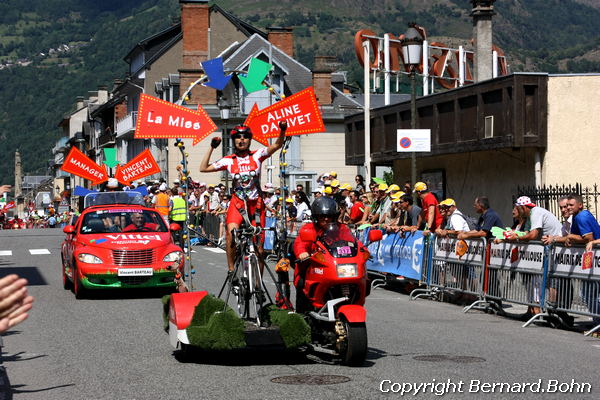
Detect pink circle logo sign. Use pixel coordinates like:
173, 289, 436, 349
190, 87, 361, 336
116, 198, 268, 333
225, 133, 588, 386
399, 137, 412, 149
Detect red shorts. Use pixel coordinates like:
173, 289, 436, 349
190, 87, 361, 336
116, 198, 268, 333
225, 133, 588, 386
226, 195, 266, 228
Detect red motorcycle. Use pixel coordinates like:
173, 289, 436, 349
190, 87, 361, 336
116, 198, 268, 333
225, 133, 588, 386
295, 223, 382, 366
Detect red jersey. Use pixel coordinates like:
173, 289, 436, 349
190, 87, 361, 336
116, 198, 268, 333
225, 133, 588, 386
349, 201, 365, 224
422, 192, 443, 230
212, 147, 269, 200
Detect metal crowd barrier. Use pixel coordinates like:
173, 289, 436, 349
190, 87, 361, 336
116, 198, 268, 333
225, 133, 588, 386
524, 243, 600, 335
411, 236, 487, 303
465, 241, 547, 316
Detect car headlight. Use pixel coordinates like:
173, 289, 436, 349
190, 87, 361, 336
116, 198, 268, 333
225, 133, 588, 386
337, 263, 358, 278
163, 251, 183, 263
77, 253, 103, 264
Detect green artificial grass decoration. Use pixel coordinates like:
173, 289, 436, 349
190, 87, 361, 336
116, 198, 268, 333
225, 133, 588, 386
161, 294, 171, 331
186, 295, 246, 350
267, 306, 311, 349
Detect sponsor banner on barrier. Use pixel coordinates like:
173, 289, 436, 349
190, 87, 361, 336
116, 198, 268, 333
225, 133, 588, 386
552, 246, 600, 277
434, 237, 484, 263
489, 242, 545, 271
366, 230, 425, 280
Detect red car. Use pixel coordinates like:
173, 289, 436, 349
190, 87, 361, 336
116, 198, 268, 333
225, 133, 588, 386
61, 192, 184, 298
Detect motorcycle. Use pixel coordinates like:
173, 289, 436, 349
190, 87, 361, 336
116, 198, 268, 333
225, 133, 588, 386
294, 223, 382, 366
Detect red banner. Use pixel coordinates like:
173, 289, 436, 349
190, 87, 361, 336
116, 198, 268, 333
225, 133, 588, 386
61, 147, 108, 185
2, 201, 15, 212
135, 94, 218, 145
243, 87, 325, 145
115, 149, 161, 186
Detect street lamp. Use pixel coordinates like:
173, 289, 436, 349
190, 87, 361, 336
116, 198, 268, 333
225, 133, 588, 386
218, 97, 232, 192
401, 23, 423, 201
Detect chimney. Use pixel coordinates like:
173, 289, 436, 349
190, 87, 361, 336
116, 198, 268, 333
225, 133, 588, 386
76, 96, 85, 110
97, 85, 108, 104
113, 79, 123, 91
313, 56, 336, 106
267, 27, 294, 58
179, 0, 213, 105
471, 0, 495, 82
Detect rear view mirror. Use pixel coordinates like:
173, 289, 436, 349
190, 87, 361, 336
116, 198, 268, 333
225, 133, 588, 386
63, 225, 75, 234
299, 228, 317, 242
368, 229, 383, 242
170, 223, 181, 232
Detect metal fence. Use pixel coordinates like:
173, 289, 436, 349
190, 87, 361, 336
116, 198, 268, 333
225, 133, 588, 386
412, 237, 487, 302
515, 183, 600, 219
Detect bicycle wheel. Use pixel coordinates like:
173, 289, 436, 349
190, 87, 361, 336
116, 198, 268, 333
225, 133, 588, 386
247, 253, 264, 326
233, 256, 250, 319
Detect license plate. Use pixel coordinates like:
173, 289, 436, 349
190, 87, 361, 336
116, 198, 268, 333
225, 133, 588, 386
337, 264, 357, 278
118, 268, 153, 276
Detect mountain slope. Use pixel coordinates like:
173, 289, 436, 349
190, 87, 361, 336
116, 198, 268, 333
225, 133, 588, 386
1, 0, 599, 185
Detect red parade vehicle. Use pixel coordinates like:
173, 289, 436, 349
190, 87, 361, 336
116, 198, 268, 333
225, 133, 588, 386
61, 192, 184, 298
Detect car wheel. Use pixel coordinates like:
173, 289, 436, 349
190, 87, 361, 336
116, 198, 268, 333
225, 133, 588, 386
73, 265, 86, 300
62, 256, 72, 290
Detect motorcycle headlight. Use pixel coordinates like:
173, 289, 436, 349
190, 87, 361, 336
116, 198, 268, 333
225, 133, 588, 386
163, 251, 183, 263
77, 253, 103, 264
337, 263, 358, 278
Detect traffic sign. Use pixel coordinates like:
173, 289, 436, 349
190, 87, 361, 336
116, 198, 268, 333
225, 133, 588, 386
397, 129, 431, 152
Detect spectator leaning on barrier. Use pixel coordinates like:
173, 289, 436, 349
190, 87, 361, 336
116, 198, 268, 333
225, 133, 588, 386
379, 184, 401, 225
414, 182, 443, 232
435, 199, 470, 237
458, 196, 503, 240
561, 194, 600, 328
368, 183, 387, 225
396, 194, 422, 232
507, 196, 562, 242
558, 196, 572, 237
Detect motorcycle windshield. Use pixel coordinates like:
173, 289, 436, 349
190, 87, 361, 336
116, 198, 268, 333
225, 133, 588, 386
320, 223, 358, 258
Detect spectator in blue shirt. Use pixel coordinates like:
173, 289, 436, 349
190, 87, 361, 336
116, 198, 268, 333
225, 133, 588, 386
457, 196, 503, 240
561, 194, 600, 325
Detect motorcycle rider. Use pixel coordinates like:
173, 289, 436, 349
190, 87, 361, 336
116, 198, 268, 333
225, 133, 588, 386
293, 196, 355, 311
200, 121, 287, 276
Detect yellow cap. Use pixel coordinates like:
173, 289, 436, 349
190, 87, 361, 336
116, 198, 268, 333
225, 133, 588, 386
386, 184, 400, 193
391, 195, 402, 203
439, 198, 456, 207
340, 183, 352, 190
377, 183, 389, 191
285, 197, 294, 203
331, 179, 340, 188
324, 187, 333, 195
329, 171, 338, 178
413, 181, 427, 192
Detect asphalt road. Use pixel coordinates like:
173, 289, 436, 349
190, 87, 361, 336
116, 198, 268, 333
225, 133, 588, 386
0, 229, 599, 400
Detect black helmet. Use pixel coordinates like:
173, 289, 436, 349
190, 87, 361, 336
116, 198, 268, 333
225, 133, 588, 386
311, 196, 339, 221
230, 125, 253, 138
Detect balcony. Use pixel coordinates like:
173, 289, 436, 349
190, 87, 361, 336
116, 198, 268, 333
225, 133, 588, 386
116, 112, 137, 139
98, 132, 116, 147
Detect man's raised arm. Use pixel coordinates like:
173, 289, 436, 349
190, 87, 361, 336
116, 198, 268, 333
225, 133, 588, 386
199, 137, 222, 173
266, 121, 287, 157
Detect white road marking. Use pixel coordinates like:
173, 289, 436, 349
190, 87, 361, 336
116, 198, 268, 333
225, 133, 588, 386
29, 249, 51, 255
0, 251, 12, 256
203, 247, 226, 254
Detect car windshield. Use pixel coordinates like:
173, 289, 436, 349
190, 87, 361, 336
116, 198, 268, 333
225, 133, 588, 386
320, 223, 358, 258
83, 191, 145, 208
80, 209, 168, 234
